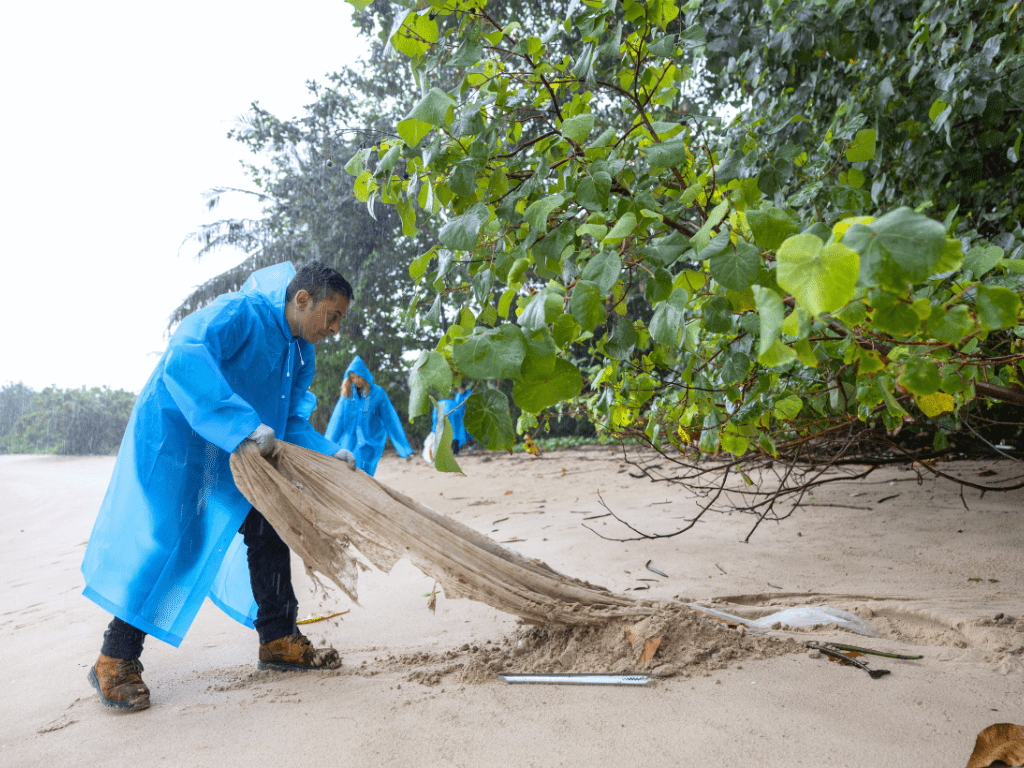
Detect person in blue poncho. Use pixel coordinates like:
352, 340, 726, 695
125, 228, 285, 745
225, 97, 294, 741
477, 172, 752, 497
425, 384, 474, 459
452, 384, 475, 452
323, 355, 413, 476
81, 260, 356, 713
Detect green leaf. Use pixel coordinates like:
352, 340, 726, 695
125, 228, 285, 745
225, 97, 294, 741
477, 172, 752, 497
710, 241, 762, 292
396, 200, 417, 236
408, 351, 453, 420
695, 231, 732, 261
570, 280, 606, 332
507, 257, 530, 284
679, 24, 706, 47
518, 290, 563, 333
753, 286, 786, 357
926, 304, 975, 343
576, 170, 612, 212
449, 37, 484, 67
498, 288, 517, 319
430, 402, 463, 474
378, 145, 401, 177
869, 292, 919, 336
758, 340, 797, 367
605, 316, 637, 360
438, 203, 490, 251
552, 313, 579, 348
846, 129, 877, 162
524, 194, 565, 244
777, 234, 860, 316
581, 250, 622, 293
842, 207, 947, 289
976, 284, 1022, 330
521, 329, 557, 379
449, 162, 477, 198
702, 295, 733, 334
463, 389, 515, 451
344, 147, 372, 177
720, 351, 750, 384
604, 212, 638, 244
746, 206, 799, 251
650, 287, 690, 345
935, 238, 964, 273
560, 114, 595, 143
647, 34, 678, 57
646, 140, 688, 170
452, 324, 528, 379
407, 89, 452, 131
962, 245, 1004, 277
345, 0, 373, 10
644, 267, 674, 303
397, 118, 434, 148
472, 267, 494, 305
513, 358, 583, 414
410, 248, 436, 280
773, 394, 803, 420
898, 358, 941, 396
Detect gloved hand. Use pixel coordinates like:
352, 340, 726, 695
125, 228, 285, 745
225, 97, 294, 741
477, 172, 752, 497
245, 424, 276, 457
333, 448, 357, 470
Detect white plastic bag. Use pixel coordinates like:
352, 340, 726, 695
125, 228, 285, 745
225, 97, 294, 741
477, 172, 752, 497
687, 603, 879, 637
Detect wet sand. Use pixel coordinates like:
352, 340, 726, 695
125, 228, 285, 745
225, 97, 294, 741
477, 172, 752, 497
1, 448, 1021, 767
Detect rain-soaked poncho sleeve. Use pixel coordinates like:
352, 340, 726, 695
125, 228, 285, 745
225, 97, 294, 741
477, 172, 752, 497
376, 389, 413, 458
285, 344, 340, 455
163, 298, 262, 453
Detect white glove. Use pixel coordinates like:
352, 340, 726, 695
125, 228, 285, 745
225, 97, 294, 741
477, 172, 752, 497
333, 448, 357, 470
245, 424, 276, 457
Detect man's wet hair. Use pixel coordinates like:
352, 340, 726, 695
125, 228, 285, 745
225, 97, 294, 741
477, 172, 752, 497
286, 261, 353, 304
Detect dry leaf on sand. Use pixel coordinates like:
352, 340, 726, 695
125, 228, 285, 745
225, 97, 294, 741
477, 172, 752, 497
625, 623, 662, 663
966, 723, 1024, 768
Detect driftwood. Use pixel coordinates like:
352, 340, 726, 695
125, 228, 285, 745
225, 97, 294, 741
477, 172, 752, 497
230, 441, 649, 626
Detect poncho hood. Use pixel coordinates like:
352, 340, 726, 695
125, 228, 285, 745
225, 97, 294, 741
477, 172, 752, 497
345, 355, 375, 389
240, 262, 296, 336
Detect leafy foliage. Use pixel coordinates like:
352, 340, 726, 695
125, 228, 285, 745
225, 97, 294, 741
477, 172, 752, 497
338, 0, 1024, 512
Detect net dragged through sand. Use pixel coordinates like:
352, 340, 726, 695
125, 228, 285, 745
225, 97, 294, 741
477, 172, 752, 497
230, 442, 652, 626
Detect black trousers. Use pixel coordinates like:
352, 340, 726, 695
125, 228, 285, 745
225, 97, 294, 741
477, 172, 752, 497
101, 508, 299, 660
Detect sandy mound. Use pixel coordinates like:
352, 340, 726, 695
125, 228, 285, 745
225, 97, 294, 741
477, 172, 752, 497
375, 602, 799, 685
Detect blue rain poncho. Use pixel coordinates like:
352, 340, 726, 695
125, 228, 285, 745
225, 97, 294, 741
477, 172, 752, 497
81, 262, 340, 647
432, 393, 471, 448
324, 355, 412, 476
452, 388, 475, 445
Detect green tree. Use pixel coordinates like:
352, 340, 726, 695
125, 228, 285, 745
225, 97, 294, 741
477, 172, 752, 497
178, 77, 435, 440
347, 0, 1024, 526
1, 386, 136, 455
0, 382, 37, 439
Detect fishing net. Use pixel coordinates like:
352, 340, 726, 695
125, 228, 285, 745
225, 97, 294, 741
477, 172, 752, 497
230, 441, 649, 626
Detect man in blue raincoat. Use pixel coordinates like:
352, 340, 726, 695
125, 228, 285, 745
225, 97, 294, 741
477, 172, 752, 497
324, 355, 414, 476
82, 260, 356, 713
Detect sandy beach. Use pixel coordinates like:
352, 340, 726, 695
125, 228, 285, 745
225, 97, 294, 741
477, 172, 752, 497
1, 447, 1021, 767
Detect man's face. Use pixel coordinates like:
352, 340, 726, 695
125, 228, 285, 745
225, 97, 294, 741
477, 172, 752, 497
293, 290, 350, 344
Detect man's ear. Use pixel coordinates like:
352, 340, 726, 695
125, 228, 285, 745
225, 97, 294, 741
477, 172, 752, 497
294, 289, 312, 310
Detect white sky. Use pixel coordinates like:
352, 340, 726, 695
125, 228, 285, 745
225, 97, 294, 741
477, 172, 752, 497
0, 1, 369, 393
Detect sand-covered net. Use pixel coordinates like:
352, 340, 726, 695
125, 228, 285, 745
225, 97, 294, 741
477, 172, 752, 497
231, 442, 652, 626
230, 442, 796, 679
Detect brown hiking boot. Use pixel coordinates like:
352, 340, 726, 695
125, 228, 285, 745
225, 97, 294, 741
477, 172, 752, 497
88, 654, 150, 712
258, 633, 342, 672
